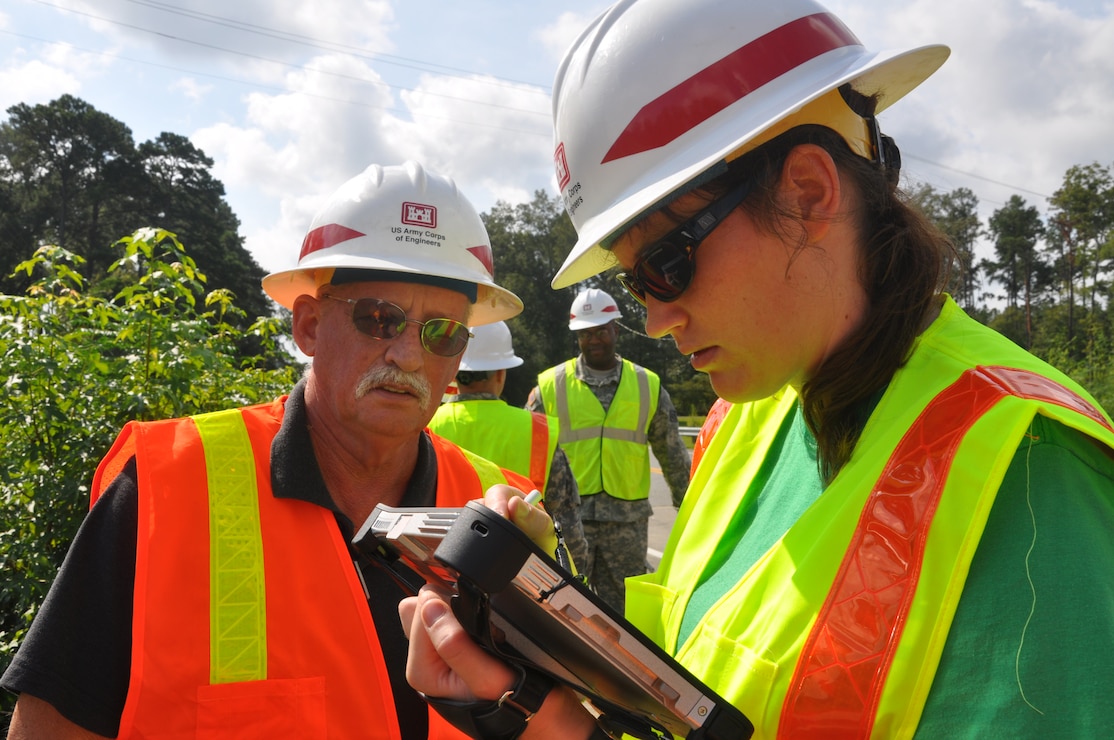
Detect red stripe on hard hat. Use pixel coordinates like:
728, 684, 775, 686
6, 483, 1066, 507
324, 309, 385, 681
299, 224, 366, 260
602, 13, 860, 163
466, 245, 495, 277
602, 305, 618, 313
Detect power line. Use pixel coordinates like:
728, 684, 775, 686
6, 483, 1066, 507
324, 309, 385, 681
0, 30, 552, 140
904, 153, 1053, 202
11, 2, 1075, 209
116, 0, 551, 94
27, 0, 553, 113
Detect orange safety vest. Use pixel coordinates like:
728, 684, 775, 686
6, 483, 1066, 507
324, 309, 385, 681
90, 396, 529, 739
690, 396, 732, 477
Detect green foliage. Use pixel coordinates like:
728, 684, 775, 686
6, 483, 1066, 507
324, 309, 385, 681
911, 184, 983, 309
482, 192, 581, 406
0, 95, 270, 328
0, 229, 300, 712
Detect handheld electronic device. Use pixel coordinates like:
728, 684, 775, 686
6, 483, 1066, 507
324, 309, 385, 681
354, 501, 753, 740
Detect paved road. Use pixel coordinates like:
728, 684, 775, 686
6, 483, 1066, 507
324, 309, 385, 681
646, 450, 680, 569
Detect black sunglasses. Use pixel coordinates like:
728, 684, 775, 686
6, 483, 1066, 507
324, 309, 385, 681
322, 294, 473, 357
616, 179, 755, 306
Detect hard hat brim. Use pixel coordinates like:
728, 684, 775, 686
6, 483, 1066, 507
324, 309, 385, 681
263, 256, 523, 326
458, 356, 525, 372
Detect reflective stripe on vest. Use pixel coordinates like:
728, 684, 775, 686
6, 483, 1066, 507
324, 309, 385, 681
193, 409, 267, 684
691, 397, 733, 477
528, 412, 550, 491
552, 361, 651, 444
780, 365, 1114, 737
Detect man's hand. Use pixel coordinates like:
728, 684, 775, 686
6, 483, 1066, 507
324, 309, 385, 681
484, 484, 560, 557
399, 586, 517, 702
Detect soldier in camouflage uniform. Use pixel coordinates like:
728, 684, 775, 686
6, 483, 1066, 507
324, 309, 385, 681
528, 288, 690, 612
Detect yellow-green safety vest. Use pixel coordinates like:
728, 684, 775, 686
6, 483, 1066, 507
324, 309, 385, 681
537, 358, 659, 500
428, 399, 557, 494
626, 297, 1114, 739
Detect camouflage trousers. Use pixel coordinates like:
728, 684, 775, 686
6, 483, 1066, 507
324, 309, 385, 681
582, 518, 649, 614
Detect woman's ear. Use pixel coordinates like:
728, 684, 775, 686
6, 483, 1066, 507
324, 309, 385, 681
780, 144, 842, 243
291, 293, 321, 357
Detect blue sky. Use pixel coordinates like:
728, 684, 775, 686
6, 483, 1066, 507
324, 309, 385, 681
3, 0, 1114, 282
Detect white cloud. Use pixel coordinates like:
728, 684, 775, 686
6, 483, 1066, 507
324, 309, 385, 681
192, 53, 409, 272
535, 10, 605, 63
170, 77, 213, 103
823, 0, 1114, 214
0, 58, 81, 110
60, 0, 397, 63
5, 0, 1112, 282
383, 73, 552, 200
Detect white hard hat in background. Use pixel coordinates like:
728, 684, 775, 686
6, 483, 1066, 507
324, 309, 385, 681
568, 288, 622, 331
458, 321, 524, 371
262, 160, 523, 326
549, 0, 949, 288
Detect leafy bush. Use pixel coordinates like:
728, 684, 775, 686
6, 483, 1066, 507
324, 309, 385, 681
0, 229, 300, 720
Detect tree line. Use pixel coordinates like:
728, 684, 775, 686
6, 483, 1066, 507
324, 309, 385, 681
4, 96, 1110, 414
0, 94, 271, 323
908, 167, 1114, 408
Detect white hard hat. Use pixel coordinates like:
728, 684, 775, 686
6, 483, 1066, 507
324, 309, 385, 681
263, 160, 523, 325
458, 321, 524, 371
568, 288, 622, 331
549, 0, 950, 288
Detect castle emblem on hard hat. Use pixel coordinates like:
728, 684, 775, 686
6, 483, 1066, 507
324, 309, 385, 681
402, 202, 437, 228
555, 143, 571, 191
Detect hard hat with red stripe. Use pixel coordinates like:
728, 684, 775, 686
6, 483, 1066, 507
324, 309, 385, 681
568, 288, 622, 330
549, 0, 950, 289
262, 160, 522, 326
458, 321, 524, 371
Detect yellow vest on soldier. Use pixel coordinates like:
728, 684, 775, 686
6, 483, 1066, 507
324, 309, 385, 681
428, 398, 557, 494
626, 298, 1114, 738
537, 357, 659, 500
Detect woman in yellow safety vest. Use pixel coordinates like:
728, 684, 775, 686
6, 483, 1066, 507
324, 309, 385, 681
399, 0, 1114, 737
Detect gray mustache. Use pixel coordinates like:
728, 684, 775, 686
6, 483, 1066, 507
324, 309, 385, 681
355, 365, 432, 407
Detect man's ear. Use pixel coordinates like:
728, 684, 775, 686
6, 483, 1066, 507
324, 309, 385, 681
291, 293, 321, 357
780, 143, 842, 243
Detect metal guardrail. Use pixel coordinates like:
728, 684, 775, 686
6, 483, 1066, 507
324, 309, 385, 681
679, 426, 700, 437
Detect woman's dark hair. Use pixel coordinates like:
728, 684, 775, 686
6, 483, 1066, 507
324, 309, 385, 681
691, 100, 957, 482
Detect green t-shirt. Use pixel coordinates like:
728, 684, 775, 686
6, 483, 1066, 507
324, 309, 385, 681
680, 408, 1114, 736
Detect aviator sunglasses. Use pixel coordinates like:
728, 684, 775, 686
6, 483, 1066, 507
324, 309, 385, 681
616, 179, 755, 306
322, 294, 473, 357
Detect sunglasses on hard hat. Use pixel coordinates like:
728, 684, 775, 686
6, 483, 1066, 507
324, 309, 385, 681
615, 179, 755, 306
322, 294, 473, 357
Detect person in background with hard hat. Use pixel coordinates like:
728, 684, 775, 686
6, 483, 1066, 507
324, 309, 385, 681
2, 161, 533, 740
401, 0, 1114, 737
526, 287, 690, 613
428, 321, 589, 570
